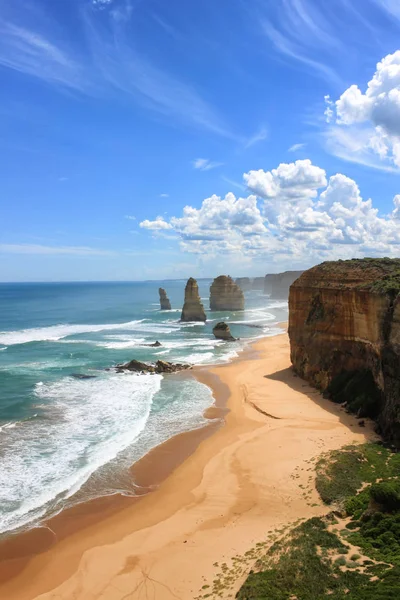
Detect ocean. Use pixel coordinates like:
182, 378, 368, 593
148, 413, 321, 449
0, 280, 288, 536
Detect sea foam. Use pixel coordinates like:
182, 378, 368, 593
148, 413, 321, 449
0, 372, 161, 534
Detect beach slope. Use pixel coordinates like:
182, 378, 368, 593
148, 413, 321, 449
0, 333, 374, 600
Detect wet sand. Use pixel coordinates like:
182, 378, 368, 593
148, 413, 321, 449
0, 333, 375, 599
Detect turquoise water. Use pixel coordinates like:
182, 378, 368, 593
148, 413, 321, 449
0, 280, 287, 535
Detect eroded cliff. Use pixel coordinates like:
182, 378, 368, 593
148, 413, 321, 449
264, 271, 303, 298
289, 258, 400, 446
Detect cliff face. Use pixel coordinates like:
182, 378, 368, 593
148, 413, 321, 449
210, 276, 244, 311
289, 258, 400, 446
252, 277, 265, 290
264, 271, 304, 299
235, 277, 252, 291
180, 278, 206, 322
159, 287, 171, 310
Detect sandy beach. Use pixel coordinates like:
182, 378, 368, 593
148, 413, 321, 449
0, 332, 375, 600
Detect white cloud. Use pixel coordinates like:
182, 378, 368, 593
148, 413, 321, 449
93, 0, 114, 7
0, 20, 85, 91
325, 51, 400, 169
245, 127, 268, 149
0, 3, 234, 138
140, 216, 172, 230
193, 158, 223, 171
160, 193, 169, 198
125, 215, 136, 220
139, 158, 400, 267
243, 159, 326, 202
288, 143, 306, 152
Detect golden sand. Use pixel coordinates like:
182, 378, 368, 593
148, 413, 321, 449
0, 333, 374, 599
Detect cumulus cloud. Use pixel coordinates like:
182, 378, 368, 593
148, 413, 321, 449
139, 159, 400, 267
244, 159, 326, 202
325, 51, 400, 169
140, 216, 172, 230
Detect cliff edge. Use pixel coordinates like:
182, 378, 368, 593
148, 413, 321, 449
289, 258, 400, 446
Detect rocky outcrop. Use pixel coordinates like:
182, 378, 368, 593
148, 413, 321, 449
159, 288, 171, 310
116, 359, 191, 374
180, 278, 206, 322
235, 277, 252, 291
210, 275, 244, 311
213, 322, 235, 341
264, 271, 303, 299
289, 258, 400, 446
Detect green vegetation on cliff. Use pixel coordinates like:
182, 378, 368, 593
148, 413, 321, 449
316, 257, 400, 295
237, 444, 400, 600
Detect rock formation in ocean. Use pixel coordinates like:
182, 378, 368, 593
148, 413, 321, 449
213, 322, 235, 341
264, 271, 304, 299
159, 287, 171, 310
210, 275, 244, 311
235, 277, 252, 291
180, 278, 207, 322
116, 359, 191, 373
289, 258, 400, 446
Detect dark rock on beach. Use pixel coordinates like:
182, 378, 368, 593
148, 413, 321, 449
116, 359, 191, 374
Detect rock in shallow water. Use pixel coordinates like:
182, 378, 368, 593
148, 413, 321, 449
210, 275, 244, 311
116, 359, 191, 374
159, 288, 171, 310
213, 321, 236, 341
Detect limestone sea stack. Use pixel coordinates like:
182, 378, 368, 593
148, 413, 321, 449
180, 278, 206, 322
213, 322, 235, 341
159, 287, 171, 310
210, 275, 244, 311
289, 258, 400, 446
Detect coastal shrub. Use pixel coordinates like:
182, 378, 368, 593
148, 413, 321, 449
348, 512, 400, 566
236, 444, 400, 600
315, 444, 397, 505
236, 516, 400, 600
345, 487, 370, 518
370, 482, 400, 512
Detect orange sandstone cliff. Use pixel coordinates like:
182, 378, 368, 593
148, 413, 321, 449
289, 258, 400, 446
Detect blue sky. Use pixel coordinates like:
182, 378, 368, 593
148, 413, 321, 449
1, 0, 400, 281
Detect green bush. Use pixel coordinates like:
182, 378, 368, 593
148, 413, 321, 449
370, 482, 400, 512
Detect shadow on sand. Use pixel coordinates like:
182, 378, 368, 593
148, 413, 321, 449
264, 367, 376, 436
